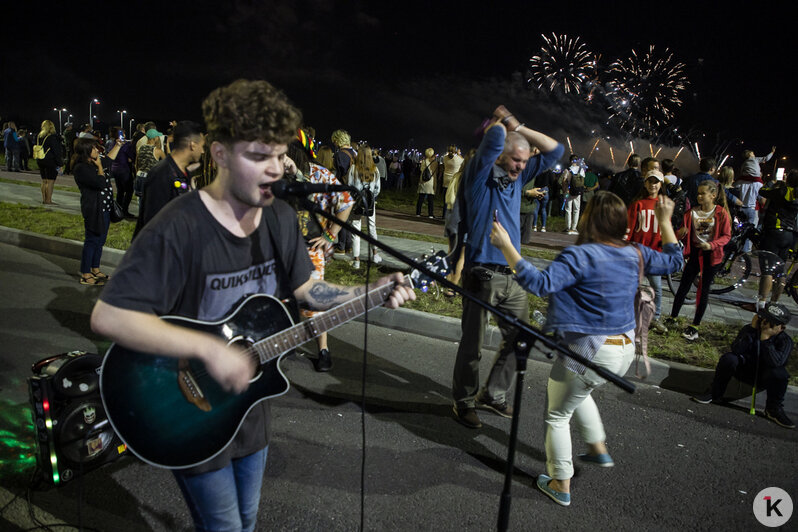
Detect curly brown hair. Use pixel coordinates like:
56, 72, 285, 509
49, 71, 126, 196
202, 79, 302, 146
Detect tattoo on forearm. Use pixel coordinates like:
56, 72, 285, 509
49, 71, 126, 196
307, 282, 349, 306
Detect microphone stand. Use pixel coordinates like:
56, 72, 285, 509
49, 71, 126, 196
299, 198, 635, 531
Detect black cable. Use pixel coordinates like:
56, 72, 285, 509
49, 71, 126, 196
359, 223, 372, 532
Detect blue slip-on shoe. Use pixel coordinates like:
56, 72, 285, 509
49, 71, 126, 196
577, 453, 614, 467
536, 474, 571, 506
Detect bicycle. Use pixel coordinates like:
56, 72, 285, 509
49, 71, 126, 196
666, 211, 757, 305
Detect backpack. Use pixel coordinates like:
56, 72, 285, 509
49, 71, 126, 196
670, 189, 689, 230
569, 171, 586, 195
632, 245, 655, 378
33, 135, 50, 160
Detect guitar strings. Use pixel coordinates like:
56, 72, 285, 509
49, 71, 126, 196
182, 282, 399, 382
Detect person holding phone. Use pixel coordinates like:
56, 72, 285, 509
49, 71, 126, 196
451, 105, 563, 429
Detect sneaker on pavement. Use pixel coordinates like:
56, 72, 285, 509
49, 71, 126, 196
682, 326, 699, 341
540, 227, 547, 233
765, 407, 795, 429
313, 349, 333, 372
651, 319, 668, 333
578, 452, 615, 467
533, 227, 538, 232
475, 393, 513, 418
536, 474, 570, 506
453, 405, 482, 429
690, 392, 715, 405
372, 253, 383, 264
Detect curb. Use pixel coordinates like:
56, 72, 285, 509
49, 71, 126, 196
3, 226, 796, 412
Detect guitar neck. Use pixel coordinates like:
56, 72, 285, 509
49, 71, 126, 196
252, 282, 395, 364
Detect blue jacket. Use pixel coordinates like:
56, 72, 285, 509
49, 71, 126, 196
514, 242, 683, 335
464, 126, 564, 265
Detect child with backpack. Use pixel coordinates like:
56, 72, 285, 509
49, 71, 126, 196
627, 169, 669, 332
667, 180, 732, 340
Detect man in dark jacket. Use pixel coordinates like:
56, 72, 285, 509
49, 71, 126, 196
609, 153, 641, 206
692, 303, 794, 428
132, 121, 205, 238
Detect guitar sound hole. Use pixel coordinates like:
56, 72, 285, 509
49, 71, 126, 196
228, 336, 262, 383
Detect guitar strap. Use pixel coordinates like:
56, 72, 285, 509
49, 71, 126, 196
262, 204, 290, 294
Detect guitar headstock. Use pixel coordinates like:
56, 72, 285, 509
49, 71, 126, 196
409, 250, 451, 293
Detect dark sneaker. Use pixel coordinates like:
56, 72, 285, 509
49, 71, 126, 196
682, 326, 699, 341
691, 392, 714, 404
313, 349, 333, 372
475, 394, 514, 418
453, 405, 482, 429
764, 408, 795, 429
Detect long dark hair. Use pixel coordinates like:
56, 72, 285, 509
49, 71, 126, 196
576, 191, 630, 246
70, 138, 96, 168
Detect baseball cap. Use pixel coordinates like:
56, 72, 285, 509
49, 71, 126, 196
644, 169, 664, 182
78, 132, 96, 139
758, 302, 791, 326
146, 128, 164, 139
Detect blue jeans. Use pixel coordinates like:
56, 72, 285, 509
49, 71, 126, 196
646, 274, 662, 320
174, 447, 269, 532
532, 188, 549, 228
6, 148, 20, 171
80, 211, 110, 273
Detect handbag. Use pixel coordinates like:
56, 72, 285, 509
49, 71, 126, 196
109, 200, 125, 223
632, 245, 655, 378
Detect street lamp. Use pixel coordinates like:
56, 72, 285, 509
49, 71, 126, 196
52, 108, 68, 135
89, 98, 99, 128
129, 118, 136, 138
117, 109, 127, 129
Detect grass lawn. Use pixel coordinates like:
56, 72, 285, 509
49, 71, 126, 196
1, 199, 796, 385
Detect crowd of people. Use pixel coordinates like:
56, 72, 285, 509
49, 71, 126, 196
3, 85, 795, 526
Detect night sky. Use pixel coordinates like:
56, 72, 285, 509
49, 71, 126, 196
2, 1, 795, 172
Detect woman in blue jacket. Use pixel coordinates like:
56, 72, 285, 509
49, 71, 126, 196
490, 191, 682, 507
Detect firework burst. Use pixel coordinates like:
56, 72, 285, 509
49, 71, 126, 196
528, 33, 596, 96
606, 45, 689, 135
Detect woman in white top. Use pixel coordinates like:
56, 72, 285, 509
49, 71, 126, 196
348, 145, 382, 269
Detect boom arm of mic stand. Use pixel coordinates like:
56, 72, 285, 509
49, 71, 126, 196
301, 199, 635, 394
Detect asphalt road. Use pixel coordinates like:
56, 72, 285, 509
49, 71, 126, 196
0, 243, 796, 531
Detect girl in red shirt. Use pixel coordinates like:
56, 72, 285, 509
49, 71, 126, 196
668, 180, 732, 340
628, 169, 668, 331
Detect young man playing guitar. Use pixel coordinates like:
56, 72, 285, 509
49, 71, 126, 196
90, 79, 414, 532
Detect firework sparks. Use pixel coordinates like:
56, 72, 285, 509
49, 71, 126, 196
606, 45, 689, 136
528, 33, 596, 96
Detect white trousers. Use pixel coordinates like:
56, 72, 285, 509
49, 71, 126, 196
544, 340, 635, 480
564, 195, 581, 231
351, 215, 378, 258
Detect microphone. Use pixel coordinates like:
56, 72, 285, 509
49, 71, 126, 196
271, 180, 355, 198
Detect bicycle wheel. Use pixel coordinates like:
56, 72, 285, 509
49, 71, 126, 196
709, 252, 751, 294
666, 270, 696, 306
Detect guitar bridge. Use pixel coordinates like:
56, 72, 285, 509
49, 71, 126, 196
178, 360, 212, 412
